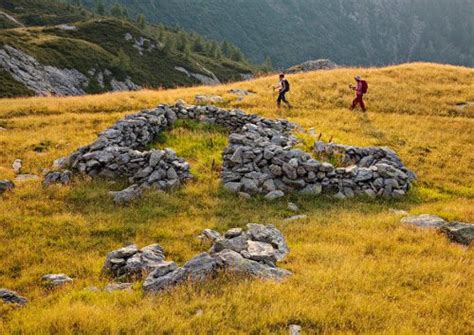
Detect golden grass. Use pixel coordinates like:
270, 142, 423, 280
0, 63, 473, 334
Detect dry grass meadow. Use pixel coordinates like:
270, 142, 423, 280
0, 63, 473, 334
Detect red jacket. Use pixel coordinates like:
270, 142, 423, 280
356, 81, 364, 95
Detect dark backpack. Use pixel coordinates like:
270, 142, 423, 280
361, 80, 368, 94
283, 79, 290, 92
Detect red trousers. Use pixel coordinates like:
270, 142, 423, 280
351, 94, 366, 111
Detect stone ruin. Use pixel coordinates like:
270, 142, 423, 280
46, 101, 416, 202
102, 224, 291, 293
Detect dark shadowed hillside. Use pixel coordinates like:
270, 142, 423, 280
81, 0, 474, 68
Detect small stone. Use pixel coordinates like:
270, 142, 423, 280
224, 228, 243, 238
289, 324, 302, 335
105, 283, 132, 292
238, 192, 252, 199
246, 240, 277, 264
42, 274, 73, 287
333, 192, 346, 200
200, 229, 222, 241
109, 184, 142, 205
264, 190, 285, 201
12, 159, 22, 174
224, 182, 242, 193
284, 215, 308, 222
299, 183, 322, 195
288, 202, 299, 212
0, 289, 28, 305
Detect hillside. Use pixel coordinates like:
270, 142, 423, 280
0, 0, 254, 98
0, 63, 473, 333
84, 0, 474, 68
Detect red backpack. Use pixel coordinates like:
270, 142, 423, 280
361, 80, 368, 94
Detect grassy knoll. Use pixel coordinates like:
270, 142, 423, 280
0, 63, 473, 334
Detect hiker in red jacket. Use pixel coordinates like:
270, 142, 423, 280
350, 76, 368, 112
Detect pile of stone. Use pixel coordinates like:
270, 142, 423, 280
402, 214, 473, 246
0, 180, 15, 195
103, 243, 176, 280
0, 288, 28, 305
221, 123, 415, 199
143, 224, 291, 292
49, 105, 191, 203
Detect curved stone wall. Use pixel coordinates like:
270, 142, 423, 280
48, 102, 416, 201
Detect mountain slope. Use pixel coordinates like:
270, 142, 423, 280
0, 0, 254, 97
85, 0, 474, 68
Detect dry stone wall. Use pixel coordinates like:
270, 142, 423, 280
49, 102, 415, 201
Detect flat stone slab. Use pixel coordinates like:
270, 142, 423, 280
401, 214, 446, 229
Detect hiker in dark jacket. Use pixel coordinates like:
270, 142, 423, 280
350, 75, 367, 112
273, 73, 292, 109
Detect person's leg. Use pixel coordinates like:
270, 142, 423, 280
360, 95, 366, 111
351, 96, 358, 110
277, 93, 282, 109
281, 93, 292, 108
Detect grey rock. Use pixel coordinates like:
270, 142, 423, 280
264, 190, 285, 201
288, 202, 299, 212
0, 289, 28, 305
215, 250, 291, 280
224, 228, 243, 239
224, 182, 242, 193
200, 229, 222, 242
105, 283, 133, 292
401, 215, 446, 229
299, 183, 322, 195
0, 180, 15, 195
247, 224, 289, 261
440, 222, 474, 245
246, 240, 277, 263
110, 184, 142, 205
42, 274, 73, 287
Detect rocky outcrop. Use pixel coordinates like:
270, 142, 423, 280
286, 59, 337, 74
0, 45, 141, 97
402, 215, 473, 246
143, 224, 291, 293
174, 66, 221, 85
0, 289, 28, 305
0, 45, 89, 96
195, 95, 224, 104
